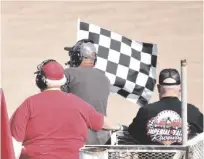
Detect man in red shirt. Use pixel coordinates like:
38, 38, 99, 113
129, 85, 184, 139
10, 59, 123, 159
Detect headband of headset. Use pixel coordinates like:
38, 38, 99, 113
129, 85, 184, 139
35, 59, 57, 74
69, 39, 94, 55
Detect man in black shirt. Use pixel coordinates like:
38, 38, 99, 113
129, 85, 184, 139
128, 68, 203, 145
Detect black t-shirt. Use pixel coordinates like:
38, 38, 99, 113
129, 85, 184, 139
128, 97, 203, 145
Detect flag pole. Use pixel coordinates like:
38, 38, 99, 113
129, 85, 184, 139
181, 59, 188, 145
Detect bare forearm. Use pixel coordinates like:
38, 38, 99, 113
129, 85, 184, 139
102, 116, 120, 130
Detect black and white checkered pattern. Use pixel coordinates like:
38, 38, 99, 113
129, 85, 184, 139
77, 19, 158, 106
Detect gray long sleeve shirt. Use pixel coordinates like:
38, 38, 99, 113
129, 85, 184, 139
62, 67, 111, 145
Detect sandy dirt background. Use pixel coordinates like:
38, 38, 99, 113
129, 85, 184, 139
1, 1, 203, 125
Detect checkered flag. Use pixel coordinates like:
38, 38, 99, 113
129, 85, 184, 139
77, 19, 158, 106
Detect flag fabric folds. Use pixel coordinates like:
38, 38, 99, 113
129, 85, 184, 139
77, 19, 158, 107
1, 88, 15, 159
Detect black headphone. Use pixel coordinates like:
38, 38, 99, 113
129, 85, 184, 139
34, 59, 57, 90
65, 39, 97, 67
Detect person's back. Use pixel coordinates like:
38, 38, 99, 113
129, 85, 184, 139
64, 67, 110, 115
63, 39, 111, 145
11, 91, 96, 159
128, 68, 203, 145
128, 97, 203, 145
64, 67, 111, 145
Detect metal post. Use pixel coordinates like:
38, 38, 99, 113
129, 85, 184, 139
111, 131, 117, 145
181, 59, 188, 146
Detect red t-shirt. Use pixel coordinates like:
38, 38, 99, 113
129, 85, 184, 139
10, 90, 104, 159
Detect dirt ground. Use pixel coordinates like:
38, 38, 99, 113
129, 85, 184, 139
1, 1, 203, 125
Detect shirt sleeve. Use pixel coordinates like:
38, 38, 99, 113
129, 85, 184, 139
189, 104, 204, 134
196, 111, 203, 133
86, 105, 104, 131
72, 94, 104, 131
128, 107, 148, 144
9, 99, 31, 142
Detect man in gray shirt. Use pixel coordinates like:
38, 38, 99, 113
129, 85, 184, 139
62, 39, 111, 145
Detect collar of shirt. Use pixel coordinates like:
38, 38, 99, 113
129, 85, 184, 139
160, 96, 179, 100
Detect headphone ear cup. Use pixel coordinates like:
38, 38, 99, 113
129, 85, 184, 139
41, 71, 47, 84
69, 50, 83, 67
35, 71, 47, 90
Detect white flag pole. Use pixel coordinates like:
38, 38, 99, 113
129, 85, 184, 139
181, 59, 188, 145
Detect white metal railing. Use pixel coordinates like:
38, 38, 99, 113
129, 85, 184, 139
80, 132, 204, 159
